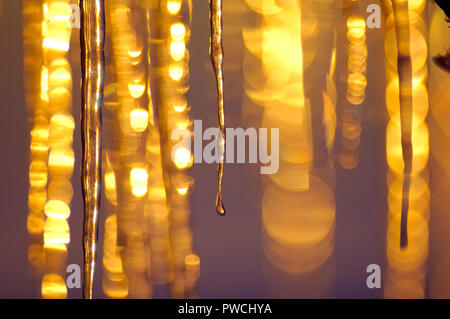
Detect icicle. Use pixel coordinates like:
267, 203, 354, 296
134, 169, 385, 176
209, 0, 226, 215
80, 0, 106, 299
392, 0, 413, 248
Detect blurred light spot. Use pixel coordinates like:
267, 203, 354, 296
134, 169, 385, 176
167, 0, 182, 14
130, 168, 148, 197
262, 177, 335, 246
43, 218, 70, 249
170, 23, 185, 41
173, 147, 192, 169
173, 101, 187, 112
29, 160, 48, 188
42, 274, 67, 299
43, 38, 70, 52
185, 254, 200, 267
128, 81, 145, 99
130, 108, 148, 132
347, 16, 366, 39
170, 41, 186, 61
128, 50, 142, 58
169, 64, 184, 81
48, 149, 75, 170
44, 200, 70, 219
176, 186, 188, 195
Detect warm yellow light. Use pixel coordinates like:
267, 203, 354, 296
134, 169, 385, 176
50, 67, 71, 87
170, 41, 186, 61
42, 274, 67, 299
175, 119, 190, 130
29, 160, 48, 188
27, 211, 45, 235
31, 128, 49, 149
49, 114, 75, 148
104, 170, 117, 205
105, 171, 116, 192
103, 278, 129, 299
173, 147, 192, 169
130, 108, 149, 132
348, 72, 367, 90
128, 50, 142, 58
47, 2, 71, 21
44, 200, 70, 219
173, 102, 187, 112
167, 0, 182, 14
128, 81, 145, 99
347, 16, 366, 40
170, 23, 186, 41
147, 186, 167, 201
103, 214, 124, 274
185, 254, 200, 266
262, 177, 335, 246
43, 37, 70, 52
43, 218, 70, 248
41, 66, 49, 102
50, 113, 74, 130
176, 186, 188, 195
48, 149, 75, 170
130, 168, 148, 197
169, 64, 183, 81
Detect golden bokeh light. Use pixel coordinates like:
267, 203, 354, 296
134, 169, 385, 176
41, 274, 67, 299
130, 168, 149, 198
130, 108, 149, 132
173, 146, 192, 169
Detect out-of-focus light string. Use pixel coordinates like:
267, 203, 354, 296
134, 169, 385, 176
24, 0, 75, 299
339, 0, 367, 170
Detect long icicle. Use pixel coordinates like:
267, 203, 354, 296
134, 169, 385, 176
80, 0, 106, 298
392, 0, 413, 248
209, 0, 226, 215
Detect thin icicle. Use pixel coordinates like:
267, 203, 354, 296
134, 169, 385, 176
80, 0, 106, 299
209, 0, 226, 215
392, 0, 413, 248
